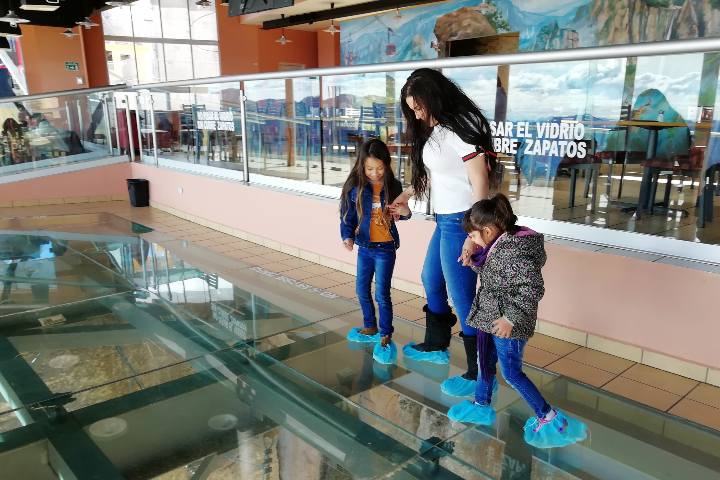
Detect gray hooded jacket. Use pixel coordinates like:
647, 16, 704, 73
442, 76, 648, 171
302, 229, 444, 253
466, 228, 546, 341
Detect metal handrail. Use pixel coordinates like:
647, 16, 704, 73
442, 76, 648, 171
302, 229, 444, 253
0, 84, 127, 104
4, 38, 719, 103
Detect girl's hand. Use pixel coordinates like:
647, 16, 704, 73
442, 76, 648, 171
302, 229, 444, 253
491, 317, 513, 338
458, 236, 478, 266
343, 239, 354, 251
387, 202, 411, 218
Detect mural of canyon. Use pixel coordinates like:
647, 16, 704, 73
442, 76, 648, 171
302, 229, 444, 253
340, 0, 720, 66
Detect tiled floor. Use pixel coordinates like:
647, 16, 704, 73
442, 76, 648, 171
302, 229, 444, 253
3, 199, 720, 432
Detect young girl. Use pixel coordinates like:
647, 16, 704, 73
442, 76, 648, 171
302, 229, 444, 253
447, 194, 587, 449
340, 139, 411, 361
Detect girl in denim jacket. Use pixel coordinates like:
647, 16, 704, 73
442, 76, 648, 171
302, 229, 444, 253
340, 139, 411, 361
447, 194, 587, 449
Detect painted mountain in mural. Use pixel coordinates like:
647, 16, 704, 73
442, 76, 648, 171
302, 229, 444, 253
606, 88, 690, 159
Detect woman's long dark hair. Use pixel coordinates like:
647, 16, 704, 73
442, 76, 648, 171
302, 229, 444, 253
401, 68, 496, 199
340, 138, 397, 226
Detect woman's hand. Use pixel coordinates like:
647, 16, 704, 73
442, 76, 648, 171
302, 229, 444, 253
343, 239, 354, 251
389, 187, 414, 209
457, 236, 478, 266
491, 317, 513, 338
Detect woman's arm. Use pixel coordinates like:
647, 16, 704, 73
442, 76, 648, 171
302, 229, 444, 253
393, 186, 415, 205
465, 154, 490, 202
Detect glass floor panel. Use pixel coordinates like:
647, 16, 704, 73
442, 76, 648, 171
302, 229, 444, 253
0, 214, 718, 479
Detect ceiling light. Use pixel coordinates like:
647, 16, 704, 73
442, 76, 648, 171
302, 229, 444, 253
276, 14, 291, 45
0, 11, 30, 28
324, 3, 339, 35
196, 0, 211, 6
276, 29, 291, 45
105, 1, 129, 6
61, 28, 78, 38
220, 0, 229, 5
324, 19, 339, 35
76, 16, 99, 30
20, 0, 60, 11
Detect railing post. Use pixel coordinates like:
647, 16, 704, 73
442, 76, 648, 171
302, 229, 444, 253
240, 89, 249, 184
76, 99, 85, 144
123, 95, 136, 162
134, 92, 144, 162
111, 95, 122, 157
101, 94, 113, 156
65, 101, 73, 133
146, 91, 159, 166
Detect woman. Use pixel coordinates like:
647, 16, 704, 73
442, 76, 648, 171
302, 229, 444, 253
389, 68, 497, 397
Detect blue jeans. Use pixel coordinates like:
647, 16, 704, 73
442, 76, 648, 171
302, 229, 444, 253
422, 212, 477, 336
356, 243, 396, 337
474, 336, 551, 417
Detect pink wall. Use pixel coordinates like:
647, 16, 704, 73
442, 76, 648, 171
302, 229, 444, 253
0, 163, 130, 202
131, 163, 720, 370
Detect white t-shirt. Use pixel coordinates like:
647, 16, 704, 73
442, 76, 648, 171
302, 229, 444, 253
423, 126, 480, 214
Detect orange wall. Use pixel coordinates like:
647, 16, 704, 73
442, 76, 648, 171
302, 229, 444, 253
20, 25, 89, 94
216, 2, 260, 75
80, 12, 110, 88
216, 3, 321, 74
258, 28, 318, 71
317, 31, 341, 68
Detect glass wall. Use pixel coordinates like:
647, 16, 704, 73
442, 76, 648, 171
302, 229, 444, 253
102, 0, 220, 86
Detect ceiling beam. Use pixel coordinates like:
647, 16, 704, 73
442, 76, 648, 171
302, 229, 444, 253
261, 0, 441, 30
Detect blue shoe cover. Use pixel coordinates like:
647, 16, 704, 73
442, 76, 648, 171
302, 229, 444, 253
402, 342, 450, 364
347, 327, 381, 343
523, 410, 588, 449
373, 362, 393, 381
402, 357, 450, 382
373, 341, 397, 365
447, 400, 496, 425
441, 376, 498, 397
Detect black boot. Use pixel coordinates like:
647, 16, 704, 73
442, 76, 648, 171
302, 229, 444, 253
460, 332, 478, 381
412, 305, 456, 352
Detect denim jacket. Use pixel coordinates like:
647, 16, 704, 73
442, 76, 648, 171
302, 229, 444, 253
340, 179, 411, 249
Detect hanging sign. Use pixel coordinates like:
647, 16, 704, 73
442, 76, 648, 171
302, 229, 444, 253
196, 110, 235, 131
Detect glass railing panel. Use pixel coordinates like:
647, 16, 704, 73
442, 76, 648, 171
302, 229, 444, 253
0, 91, 116, 176
243, 76, 322, 183
146, 82, 245, 173
320, 71, 411, 188
446, 52, 720, 245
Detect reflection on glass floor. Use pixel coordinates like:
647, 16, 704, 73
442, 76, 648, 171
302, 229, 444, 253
1, 215, 719, 480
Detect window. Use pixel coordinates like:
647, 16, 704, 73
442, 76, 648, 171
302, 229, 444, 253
102, 0, 219, 85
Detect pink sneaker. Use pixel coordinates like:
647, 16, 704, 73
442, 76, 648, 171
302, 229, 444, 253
531, 414, 568, 433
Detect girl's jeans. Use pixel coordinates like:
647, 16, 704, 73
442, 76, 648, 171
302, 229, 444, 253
474, 335, 551, 417
356, 243, 396, 337
422, 212, 478, 336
